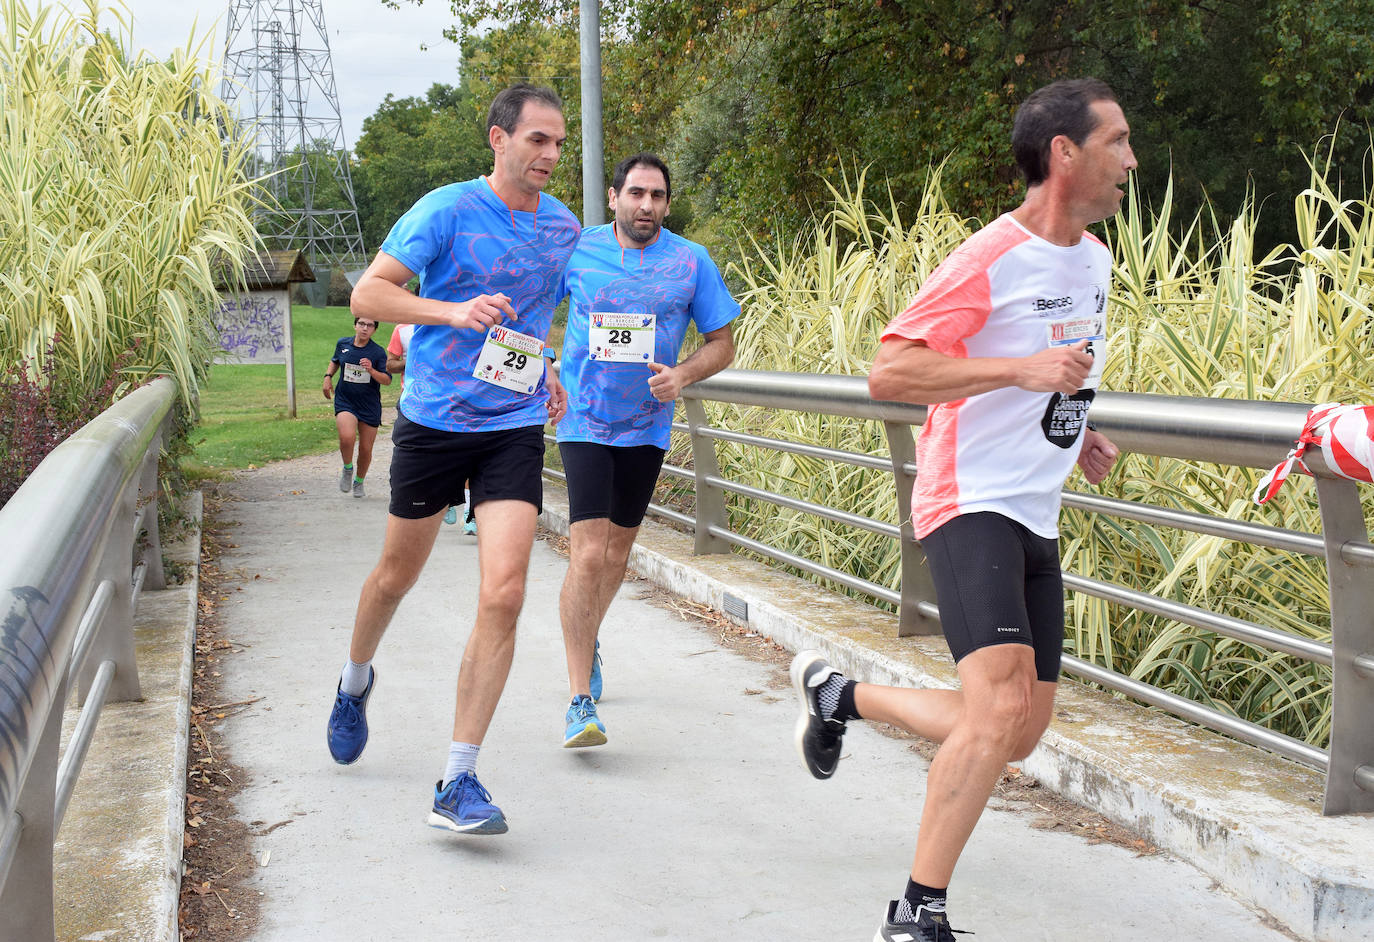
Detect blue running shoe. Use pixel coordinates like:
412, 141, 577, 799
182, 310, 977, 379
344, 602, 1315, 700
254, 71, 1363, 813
462, 506, 477, 536
427, 772, 508, 835
327, 667, 375, 765
588, 639, 603, 702
443, 505, 458, 526
563, 694, 607, 748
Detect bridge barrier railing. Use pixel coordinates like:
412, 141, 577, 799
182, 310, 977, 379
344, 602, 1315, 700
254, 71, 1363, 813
543, 369, 1372, 816
0, 377, 175, 941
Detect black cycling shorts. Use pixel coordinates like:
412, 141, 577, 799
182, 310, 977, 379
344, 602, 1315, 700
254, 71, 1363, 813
920, 511, 1064, 682
388, 412, 544, 519
560, 441, 666, 528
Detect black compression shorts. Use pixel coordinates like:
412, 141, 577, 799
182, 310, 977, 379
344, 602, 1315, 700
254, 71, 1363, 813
560, 441, 666, 528
388, 412, 544, 519
920, 511, 1064, 682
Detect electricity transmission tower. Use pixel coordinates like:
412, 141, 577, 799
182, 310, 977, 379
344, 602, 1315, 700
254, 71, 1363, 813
220, 0, 367, 302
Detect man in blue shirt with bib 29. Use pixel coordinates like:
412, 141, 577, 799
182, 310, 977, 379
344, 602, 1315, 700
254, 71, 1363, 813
555, 153, 740, 746
324, 84, 580, 836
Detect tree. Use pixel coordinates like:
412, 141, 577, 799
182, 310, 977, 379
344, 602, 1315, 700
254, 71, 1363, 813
351, 83, 491, 247
403, 0, 1372, 255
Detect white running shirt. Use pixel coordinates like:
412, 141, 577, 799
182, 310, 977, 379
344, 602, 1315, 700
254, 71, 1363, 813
882, 214, 1111, 539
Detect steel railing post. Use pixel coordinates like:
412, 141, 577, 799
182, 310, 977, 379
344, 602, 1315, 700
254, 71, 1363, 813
137, 424, 166, 592
0, 673, 65, 942
75, 473, 142, 706
684, 397, 731, 555
1315, 476, 1374, 814
883, 421, 940, 637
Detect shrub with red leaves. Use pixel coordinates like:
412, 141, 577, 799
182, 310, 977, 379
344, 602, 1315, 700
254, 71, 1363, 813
0, 339, 131, 509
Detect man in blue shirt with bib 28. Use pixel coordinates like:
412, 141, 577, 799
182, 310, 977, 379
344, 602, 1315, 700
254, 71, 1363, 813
555, 153, 740, 746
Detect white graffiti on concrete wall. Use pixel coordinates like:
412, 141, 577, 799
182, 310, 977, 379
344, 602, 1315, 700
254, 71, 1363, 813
216, 291, 288, 364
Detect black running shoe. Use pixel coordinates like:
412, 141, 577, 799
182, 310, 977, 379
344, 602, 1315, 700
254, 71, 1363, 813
874, 900, 969, 942
790, 649, 848, 779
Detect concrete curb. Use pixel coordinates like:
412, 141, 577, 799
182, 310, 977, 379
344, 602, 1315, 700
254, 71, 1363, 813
54, 491, 200, 942
539, 483, 1373, 942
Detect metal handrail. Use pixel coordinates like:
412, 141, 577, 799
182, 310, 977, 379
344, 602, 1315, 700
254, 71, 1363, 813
0, 378, 173, 940
545, 367, 1373, 816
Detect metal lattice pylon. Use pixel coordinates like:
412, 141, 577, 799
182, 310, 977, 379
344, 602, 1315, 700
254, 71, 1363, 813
220, 0, 367, 295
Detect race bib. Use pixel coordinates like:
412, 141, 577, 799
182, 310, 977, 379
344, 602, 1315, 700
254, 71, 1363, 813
473, 325, 545, 394
1046, 314, 1106, 390
589, 312, 655, 362
342, 362, 370, 384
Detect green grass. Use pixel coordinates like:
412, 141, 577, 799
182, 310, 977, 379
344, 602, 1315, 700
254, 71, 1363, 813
189, 307, 566, 474
189, 305, 402, 473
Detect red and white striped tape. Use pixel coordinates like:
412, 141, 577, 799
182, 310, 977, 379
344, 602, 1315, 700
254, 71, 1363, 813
1253, 403, 1374, 504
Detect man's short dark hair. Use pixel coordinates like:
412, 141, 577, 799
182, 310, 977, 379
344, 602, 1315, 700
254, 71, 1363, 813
486, 84, 563, 149
611, 153, 672, 202
1012, 78, 1117, 186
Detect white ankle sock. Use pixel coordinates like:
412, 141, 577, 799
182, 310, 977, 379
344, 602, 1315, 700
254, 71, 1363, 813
443, 742, 480, 787
339, 659, 372, 697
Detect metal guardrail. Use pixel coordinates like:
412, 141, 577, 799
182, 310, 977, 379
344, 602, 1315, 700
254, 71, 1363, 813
0, 377, 174, 940
543, 369, 1373, 816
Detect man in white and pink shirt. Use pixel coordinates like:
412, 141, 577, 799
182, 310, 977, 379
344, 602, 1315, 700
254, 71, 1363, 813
790, 78, 1132, 942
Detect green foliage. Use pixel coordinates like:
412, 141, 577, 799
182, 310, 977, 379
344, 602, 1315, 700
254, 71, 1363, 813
412, 0, 1373, 257
352, 83, 492, 249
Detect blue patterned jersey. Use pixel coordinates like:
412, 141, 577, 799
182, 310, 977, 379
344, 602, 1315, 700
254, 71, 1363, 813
380, 177, 580, 433
557, 225, 740, 449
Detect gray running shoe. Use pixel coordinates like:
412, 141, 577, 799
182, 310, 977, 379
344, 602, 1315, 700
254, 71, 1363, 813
352, 479, 365, 499
339, 467, 351, 492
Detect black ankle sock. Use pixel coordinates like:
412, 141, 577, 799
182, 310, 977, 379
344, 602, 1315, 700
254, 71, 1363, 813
894, 880, 946, 922
834, 679, 862, 722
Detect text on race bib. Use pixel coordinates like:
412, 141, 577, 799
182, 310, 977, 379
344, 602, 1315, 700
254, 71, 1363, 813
1046, 314, 1106, 390
589, 312, 656, 363
342, 363, 370, 383
473, 324, 546, 394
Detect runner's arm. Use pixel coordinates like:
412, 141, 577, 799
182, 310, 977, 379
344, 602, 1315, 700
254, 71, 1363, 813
351, 251, 517, 332
386, 328, 406, 373
646, 325, 734, 402
868, 337, 1093, 404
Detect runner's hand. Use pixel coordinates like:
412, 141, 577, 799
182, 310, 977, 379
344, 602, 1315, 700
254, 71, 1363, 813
1078, 428, 1119, 484
546, 371, 568, 425
322, 376, 333, 399
359, 358, 373, 371
646, 362, 684, 402
449, 294, 516, 332
1017, 340, 1094, 395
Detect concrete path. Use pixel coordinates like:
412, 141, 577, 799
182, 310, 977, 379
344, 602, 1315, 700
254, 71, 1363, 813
210, 444, 1293, 942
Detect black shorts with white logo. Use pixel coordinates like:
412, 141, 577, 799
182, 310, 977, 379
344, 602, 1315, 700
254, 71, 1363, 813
559, 441, 666, 528
919, 511, 1064, 682
388, 412, 544, 519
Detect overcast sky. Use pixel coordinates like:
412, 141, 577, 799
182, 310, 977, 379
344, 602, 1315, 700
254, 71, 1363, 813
60, 0, 465, 148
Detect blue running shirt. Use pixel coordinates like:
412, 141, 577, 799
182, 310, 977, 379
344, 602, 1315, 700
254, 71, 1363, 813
380, 177, 580, 432
557, 225, 740, 449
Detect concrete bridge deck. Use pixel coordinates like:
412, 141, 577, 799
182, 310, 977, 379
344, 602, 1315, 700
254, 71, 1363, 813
54, 439, 1372, 940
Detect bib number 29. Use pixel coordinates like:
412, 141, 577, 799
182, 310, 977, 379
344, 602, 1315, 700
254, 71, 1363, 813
504, 351, 528, 370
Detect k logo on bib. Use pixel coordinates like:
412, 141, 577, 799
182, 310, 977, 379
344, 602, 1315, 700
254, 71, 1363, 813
1253, 403, 1374, 504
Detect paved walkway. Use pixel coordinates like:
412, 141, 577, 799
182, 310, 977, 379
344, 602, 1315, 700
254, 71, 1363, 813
209, 444, 1293, 942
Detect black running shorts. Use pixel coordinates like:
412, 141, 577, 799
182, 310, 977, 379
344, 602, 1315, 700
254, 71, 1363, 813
559, 441, 666, 528
388, 412, 544, 519
919, 511, 1064, 682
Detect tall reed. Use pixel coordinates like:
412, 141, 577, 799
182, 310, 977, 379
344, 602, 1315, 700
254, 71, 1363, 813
0, 0, 261, 404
